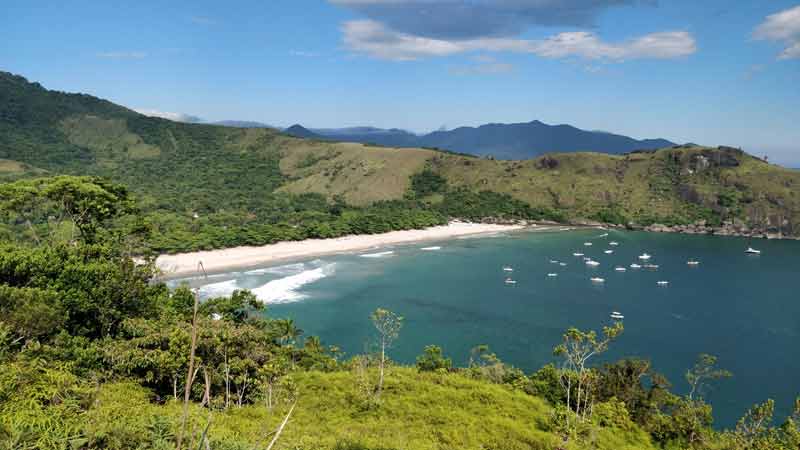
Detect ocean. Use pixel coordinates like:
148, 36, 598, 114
169, 228, 800, 427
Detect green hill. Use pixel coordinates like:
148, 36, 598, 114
1, 70, 799, 254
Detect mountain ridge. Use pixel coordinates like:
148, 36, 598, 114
287, 119, 675, 158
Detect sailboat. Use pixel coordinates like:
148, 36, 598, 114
610, 311, 625, 320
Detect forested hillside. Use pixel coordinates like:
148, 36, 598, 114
1, 70, 799, 256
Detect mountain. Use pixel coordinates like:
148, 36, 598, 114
1, 70, 798, 253
211, 120, 276, 129
298, 120, 673, 159
284, 124, 324, 139
417, 120, 674, 159
310, 126, 420, 147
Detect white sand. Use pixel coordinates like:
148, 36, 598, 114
156, 222, 525, 278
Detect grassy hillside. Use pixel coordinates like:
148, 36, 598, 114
2, 70, 799, 254
51, 368, 655, 450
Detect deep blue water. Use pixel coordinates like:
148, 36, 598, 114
171, 229, 800, 427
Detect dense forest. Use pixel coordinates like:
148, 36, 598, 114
2, 71, 800, 257
1, 175, 800, 449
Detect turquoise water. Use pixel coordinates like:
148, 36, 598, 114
171, 229, 800, 427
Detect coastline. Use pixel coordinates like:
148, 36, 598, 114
156, 221, 525, 278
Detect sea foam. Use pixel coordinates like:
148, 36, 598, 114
250, 264, 335, 304
359, 251, 395, 258
199, 279, 239, 298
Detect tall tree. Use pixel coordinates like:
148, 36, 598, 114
370, 308, 403, 400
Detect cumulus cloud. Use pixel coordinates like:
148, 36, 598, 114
342, 19, 695, 61
96, 51, 147, 59
331, 0, 656, 39
754, 5, 800, 60
134, 109, 203, 123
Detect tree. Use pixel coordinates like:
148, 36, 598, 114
416, 345, 451, 372
0, 176, 134, 244
553, 322, 624, 432
370, 308, 403, 399
272, 318, 303, 347
686, 353, 732, 401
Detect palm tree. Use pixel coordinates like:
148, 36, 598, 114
273, 318, 303, 346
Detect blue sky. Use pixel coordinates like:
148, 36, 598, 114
2, 0, 799, 164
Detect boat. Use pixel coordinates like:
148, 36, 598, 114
583, 256, 591, 261
687, 260, 700, 266
573, 252, 584, 257
610, 311, 624, 320
644, 264, 659, 269
639, 253, 652, 260
657, 281, 669, 286
745, 247, 761, 254
604, 250, 614, 254
590, 277, 605, 283
547, 273, 558, 277
586, 260, 600, 267
615, 267, 627, 272
559, 262, 567, 267
630, 263, 642, 269
609, 241, 619, 246
550, 260, 559, 264
504, 278, 517, 285
584, 242, 593, 246
503, 266, 514, 272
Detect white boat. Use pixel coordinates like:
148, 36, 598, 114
573, 252, 584, 257
559, 262, 567, 267
615, 267, 627, 272
657, 281, 669, 286
687, 260, 700, 266
639, 253, 652, 260
630, 263, 642, 269
644, 264, 659, 269
583, 256, 591, 261
503, 266, 514, 272
609, 241, 619, 246
745, 247, 761, 254
586, 260, 600, 267
610, 311, 624, 320
590, 277, 605, 283
604, 250, 614, 254
584, 242, 593, 246
504, 278, 517, 285
550, 260, 559, 264
547, 273, 558, 277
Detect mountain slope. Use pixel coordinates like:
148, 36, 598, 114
302, 120, 674, 159
416, 120, 674, 159
1, 70, 798, 252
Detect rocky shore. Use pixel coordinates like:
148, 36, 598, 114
479, 217, 798, 240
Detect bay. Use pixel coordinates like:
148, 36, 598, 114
170, 229, 800, 427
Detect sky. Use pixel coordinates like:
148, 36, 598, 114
2, 0, 799, 165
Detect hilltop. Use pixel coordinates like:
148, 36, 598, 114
1, 70, 799, 254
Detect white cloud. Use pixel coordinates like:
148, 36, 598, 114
754, 5, 800, 60
343, 19, 695, 61
134, 109, 203, 123
96, 51, 147, 59
290, 50, 321, 57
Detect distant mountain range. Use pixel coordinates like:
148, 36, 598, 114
284, 121, 674, 159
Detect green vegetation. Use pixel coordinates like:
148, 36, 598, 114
1, 184, 800, 450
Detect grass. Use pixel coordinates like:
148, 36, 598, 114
75, 367, 659, 450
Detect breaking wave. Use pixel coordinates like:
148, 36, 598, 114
250, 263, 335, 304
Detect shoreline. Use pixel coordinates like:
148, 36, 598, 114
156, 222, 526, 279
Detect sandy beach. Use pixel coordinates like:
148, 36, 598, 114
156, 221, 526, 278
